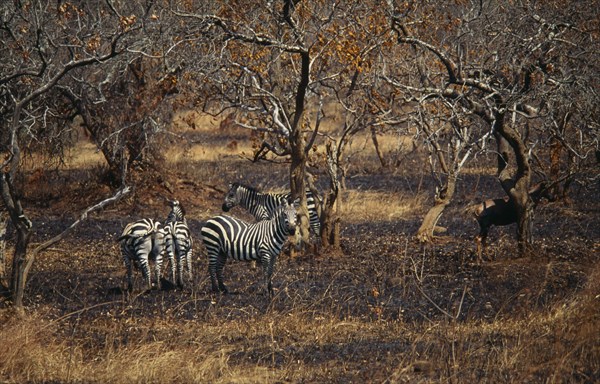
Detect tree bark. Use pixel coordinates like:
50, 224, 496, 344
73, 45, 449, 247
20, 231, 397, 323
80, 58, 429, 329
321, 141, 342, 249
493, 115, 533, 256
371, 126, 387, 168
0, 213, 6, 289
0, 173, 33, 309
290, 128, 310, 250
417, 174, 457, 242
289, 50, 311, 251
10, 228, 31, 309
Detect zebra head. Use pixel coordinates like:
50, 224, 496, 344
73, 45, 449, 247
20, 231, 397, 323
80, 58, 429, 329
167, 199, 186, 222
168, 199, 180, 214
278, 199, 298, 235
222, 183, 241, 212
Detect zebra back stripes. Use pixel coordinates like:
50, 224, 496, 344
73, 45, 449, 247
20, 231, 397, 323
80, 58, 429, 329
118, 218, 166, 291
164, 200, 193, 287
201, 200, 297, 296
222, 182, 320, 235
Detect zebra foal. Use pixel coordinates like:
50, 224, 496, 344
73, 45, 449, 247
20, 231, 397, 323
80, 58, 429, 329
201, 200, 297, 297
118, 218, 166, 292
164, 200, 193, 288
222, 182, 320, 235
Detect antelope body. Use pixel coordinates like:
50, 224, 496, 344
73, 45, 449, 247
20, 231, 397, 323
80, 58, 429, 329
469, 183, 549, 260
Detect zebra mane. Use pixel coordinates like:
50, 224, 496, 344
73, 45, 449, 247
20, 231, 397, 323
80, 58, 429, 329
177, 203, 187, 218
231, 182, 261, 194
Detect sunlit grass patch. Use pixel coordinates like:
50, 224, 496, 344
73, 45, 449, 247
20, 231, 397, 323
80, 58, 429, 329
341, 189, 428, 223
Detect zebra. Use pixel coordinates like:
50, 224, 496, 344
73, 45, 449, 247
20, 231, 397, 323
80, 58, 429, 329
222, 182, 320, 235
166, 199, 187, 225
201, 200, 297, 297
118, 218, 166, 292
164, 200, 193, 288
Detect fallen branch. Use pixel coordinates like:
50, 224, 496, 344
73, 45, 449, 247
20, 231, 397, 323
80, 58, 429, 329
22, 186, 132, 281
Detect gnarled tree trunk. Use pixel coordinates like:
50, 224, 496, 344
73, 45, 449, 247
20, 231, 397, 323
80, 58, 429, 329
494, 116, 533, 256
417, 174, 457, 242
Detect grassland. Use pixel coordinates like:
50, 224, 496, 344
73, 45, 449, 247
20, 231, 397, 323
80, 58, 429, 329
0, 112, 598, 383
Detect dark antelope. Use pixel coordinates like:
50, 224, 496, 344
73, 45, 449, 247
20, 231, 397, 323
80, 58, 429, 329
468, 183, 551, 261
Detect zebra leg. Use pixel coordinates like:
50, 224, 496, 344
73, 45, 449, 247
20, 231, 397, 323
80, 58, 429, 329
185, 248, 193, 283
208, 250, 219, 292
176, 248, 184, 288
165, 234, 176, 284
154, 248, 163, 291
123, 251, 134, 292
138, 256, 152, 291
208, 251, 219, 292
129, 236, 155, 292
260, 252, 274, 297
215, 253, 228, 293
208, 252, 228, 293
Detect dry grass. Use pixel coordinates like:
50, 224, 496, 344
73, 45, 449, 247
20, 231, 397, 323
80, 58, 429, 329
1, 111, 598, 383
342, 189, 428, 223
65, 141, 106, 169
2, 289, 598, 383
164, 140, 256, 164
0, 312, 273, 383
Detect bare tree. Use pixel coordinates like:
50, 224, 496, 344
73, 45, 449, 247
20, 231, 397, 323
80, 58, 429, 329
173, 1, 316, 247
175, 1, 397, 250
0, 0, 152, 308
384, 0, 600, 254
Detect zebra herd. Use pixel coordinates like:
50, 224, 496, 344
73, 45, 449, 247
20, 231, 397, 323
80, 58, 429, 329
118, 199, 193, 292
119, 183, 319, 297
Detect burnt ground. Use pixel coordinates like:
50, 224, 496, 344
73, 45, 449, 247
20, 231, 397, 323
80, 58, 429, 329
22, 196, 597, 324
1, 151, 599, 382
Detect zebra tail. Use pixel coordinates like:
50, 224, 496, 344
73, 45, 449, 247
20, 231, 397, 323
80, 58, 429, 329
117, 230, 154, 242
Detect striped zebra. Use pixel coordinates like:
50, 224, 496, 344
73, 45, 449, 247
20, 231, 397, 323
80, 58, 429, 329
201, 200, 297, 297
222, 182, 320, 235
118, 218, 166, 292
164, 200, 193, 288
166, 199, 187, 224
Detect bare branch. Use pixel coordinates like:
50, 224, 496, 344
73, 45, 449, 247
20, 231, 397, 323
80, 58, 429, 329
24, 186, 132, 279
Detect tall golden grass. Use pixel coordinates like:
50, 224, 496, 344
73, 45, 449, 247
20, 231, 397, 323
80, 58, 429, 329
2, 287, 598, 384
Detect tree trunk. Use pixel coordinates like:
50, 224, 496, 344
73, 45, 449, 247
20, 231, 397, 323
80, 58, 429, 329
10, 227, 31, 308
417, 175, 457, 242
290, 129, 310, 251
288, 50, 311, 251
321, 192, 341, 249
513, 179, 533, 255
0, 213, 6, 289
494, 114, 533, 257
371, 126, 387, 168
321, 141, 343, 250
0, 173, 33, 308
